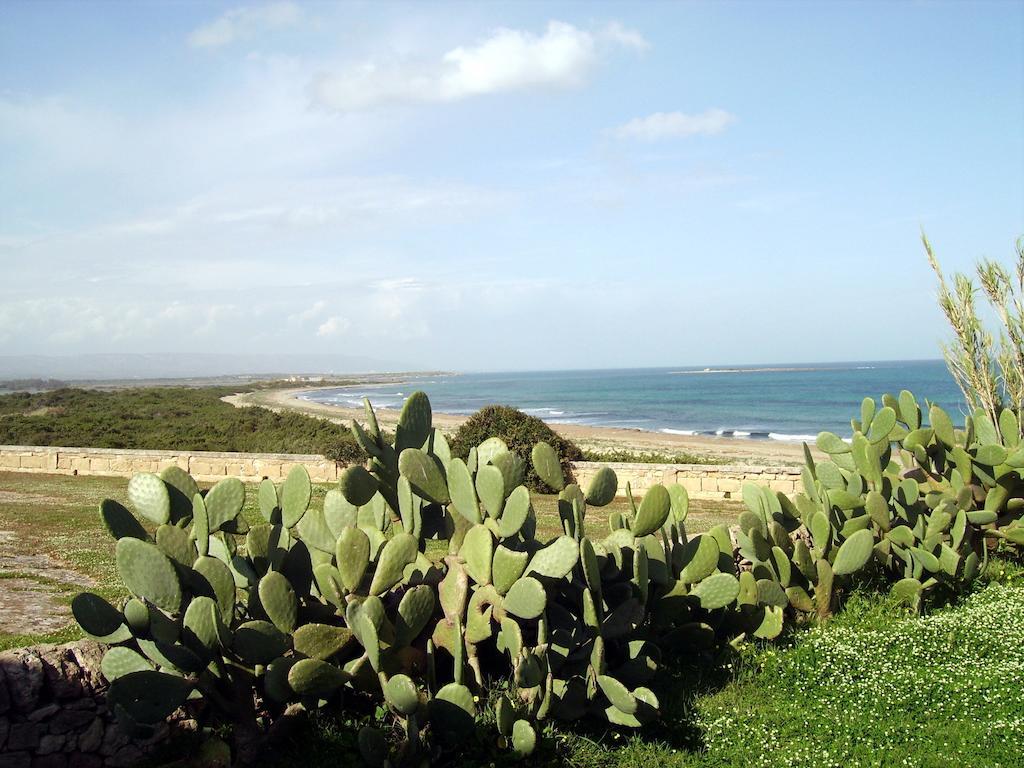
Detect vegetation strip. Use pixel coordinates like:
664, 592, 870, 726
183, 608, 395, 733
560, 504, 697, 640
56, 389, 1024, 765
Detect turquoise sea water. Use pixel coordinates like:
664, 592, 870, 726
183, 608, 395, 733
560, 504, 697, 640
302, 360, 965, 442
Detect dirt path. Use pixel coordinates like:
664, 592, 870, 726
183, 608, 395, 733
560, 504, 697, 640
0, 521, 95, 636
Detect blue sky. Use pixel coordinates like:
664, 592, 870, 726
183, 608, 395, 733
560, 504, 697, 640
1, 1, 1022, 372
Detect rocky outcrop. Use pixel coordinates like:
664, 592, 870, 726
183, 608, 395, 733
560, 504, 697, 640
0, 642, 192, 767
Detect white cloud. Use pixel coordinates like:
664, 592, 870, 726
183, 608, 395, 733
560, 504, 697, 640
612, 109, 737, 141
599, 21, 651, 52
311, 20, 647, 111
188, 2, 302, 49
316, 316, 350, 337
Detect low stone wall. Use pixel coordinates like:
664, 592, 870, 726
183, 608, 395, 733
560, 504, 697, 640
0, 446, 339, 484
0, 446, 802, 500
0, 642, 190, 768
571, 461, 801, 500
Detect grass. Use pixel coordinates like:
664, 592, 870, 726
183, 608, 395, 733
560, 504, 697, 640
2, 471, 1021, 766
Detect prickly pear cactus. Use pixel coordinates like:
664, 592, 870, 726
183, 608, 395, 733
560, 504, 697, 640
73, 389, 1022, 766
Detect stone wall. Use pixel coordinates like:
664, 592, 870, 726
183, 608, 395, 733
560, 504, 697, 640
0, 642, 190, 768
0, 446, 339, 484
0, 446, 802, 500
571, 461, 802, 500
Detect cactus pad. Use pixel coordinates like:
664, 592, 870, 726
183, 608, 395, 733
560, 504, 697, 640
383, 673, 420, 715
832, 528, 874, 575
72, 593, 132, 643
337, 525, 371, 592
680, 534, 720, 583
340, 465, 380, 507
127, 473, 170, 525
100, 647, 153, 681
115, 538, 182, 612
526, 535, 579, 579
107, 671, 191, 725
503, 576, 546, 619
532, 441, 565, 492
234, 620, 289, 665
259, 571, 298, 633
280, 465, 312, 527
399, 448, 450, 504
99, 499, 147, 541
293, 623, 354, 660
288, 658, 348, 697
370, 533, 419, 595
429, 682, 476, 743
511, 719, 537, 757
447, 457, 482, 523
632, 485, 671, 537
159, 466, 198, 523
475, 464, 506, 517
205, 477, 245, 532
691, 572, 740, 610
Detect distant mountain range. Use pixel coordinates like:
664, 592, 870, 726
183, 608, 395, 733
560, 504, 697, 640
0, 353, 420, 381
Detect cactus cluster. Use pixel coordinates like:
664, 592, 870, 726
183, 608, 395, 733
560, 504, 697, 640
72, 390, 1024, 765
810, 393, 1024, 609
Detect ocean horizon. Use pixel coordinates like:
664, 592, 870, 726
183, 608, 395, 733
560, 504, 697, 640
300, 359, 966, 442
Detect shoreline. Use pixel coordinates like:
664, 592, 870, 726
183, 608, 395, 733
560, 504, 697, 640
224, 386, 819, 466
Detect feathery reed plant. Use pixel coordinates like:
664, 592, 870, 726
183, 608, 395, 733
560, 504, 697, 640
926, 234, 1024, 439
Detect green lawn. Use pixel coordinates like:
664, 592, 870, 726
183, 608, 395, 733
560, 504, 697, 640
1, 471, 1021, 767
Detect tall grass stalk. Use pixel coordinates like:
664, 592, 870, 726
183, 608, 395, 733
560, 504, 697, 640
926, 233, 1024, 438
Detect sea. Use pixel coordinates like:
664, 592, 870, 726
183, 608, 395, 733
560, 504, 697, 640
300, 360, 966, 442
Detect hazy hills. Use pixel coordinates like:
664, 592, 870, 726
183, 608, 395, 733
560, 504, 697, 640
0, 353, 419, 381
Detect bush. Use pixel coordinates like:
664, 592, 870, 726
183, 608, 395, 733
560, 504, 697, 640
450, 404, 583, 492
0, 387, 369, 464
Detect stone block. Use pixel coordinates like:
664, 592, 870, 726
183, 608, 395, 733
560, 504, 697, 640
27, 704, 58, 722
49, 709, 94, 734
0, 650, 44, 711
189, 461, 225, 478
17, 454, 49, 470
31, 755, 67, 768
7, 723, 40, 751
37, 733, 65, 755
75, 718, 103, 753
0, 753, 31, 768
716, 478, 742, 493
679, 477, 703, 495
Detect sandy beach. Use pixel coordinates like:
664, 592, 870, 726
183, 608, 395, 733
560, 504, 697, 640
224, 387, 815, 465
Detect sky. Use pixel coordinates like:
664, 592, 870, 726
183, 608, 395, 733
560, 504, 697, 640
1, 0, 1022, 373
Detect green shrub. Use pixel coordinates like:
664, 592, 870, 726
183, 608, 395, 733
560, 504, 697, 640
581, 448, 726, 465
450, 404, 583, 491
0, 387, 368, 463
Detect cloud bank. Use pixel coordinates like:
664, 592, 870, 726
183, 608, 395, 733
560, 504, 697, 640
310, 21, 648, 111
